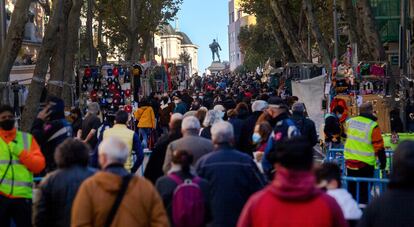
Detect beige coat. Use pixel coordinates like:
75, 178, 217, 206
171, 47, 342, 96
71, 171, 169, 227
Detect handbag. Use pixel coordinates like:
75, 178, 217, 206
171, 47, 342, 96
104, 175, 132, 227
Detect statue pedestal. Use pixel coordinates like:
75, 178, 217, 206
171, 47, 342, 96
208, 61, 226, 75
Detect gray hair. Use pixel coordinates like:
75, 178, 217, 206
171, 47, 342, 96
182, 116, 201, 131
211, 121, 234, 144
203, 110, 223, 127
170, 113, 184, 123
98, 137, 129, 164
88, 102, 100, 115
252, 100, 268, 112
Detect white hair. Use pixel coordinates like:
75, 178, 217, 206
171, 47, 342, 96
211, 121, 234, 144
170, 113, 183, 123
98, 137, 129, 164
213, 105, 225, 112
252, 100, 268, 112
203, 110, 223, 127
182, 116, 201, 131
183, 110, 197, 118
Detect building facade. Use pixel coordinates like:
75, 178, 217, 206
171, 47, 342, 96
154, 24, 199, 75
228, 0, 256, 71
3, 0, 47, 65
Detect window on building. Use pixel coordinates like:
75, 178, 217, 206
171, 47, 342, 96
229, 12, 234, 24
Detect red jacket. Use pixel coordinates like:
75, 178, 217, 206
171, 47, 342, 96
237, 167, 347, 227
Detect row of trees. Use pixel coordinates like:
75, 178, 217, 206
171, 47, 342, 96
239, 0, 386, 70
0, 0, 182, 130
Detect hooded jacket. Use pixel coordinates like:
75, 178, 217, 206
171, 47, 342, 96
134, 106, 156, 129
237, 167, 347, 227
71, 165, 168, 227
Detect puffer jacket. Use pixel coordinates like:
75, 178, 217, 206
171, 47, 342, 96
33, 166, 95, 227
71, 164, 168, 227
134, 106, 156, 129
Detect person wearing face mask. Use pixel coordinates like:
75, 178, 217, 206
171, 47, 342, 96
31, 96, 73, 174
261, 97, 301, 180
0, 105, 45, 227
324, 106, 345, 148
173, 94, 187, 115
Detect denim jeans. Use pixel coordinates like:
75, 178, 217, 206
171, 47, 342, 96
139, 128, 151, 149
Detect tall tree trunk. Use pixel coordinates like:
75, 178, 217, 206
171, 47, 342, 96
356, 0, 386, 61
269, 20, 295, 62
0, 0, 32, 104
20, 0, 63, 131
303, 0, 332, 66
97, 16, 107, 65
86, 0, 94, 64
341, 0, 372, 60
126, 0, 141, 63
47, 0, 71, 97
126, 33, 140, 62
269, 0, 308, 62
62, 0, 82, 106
341, 0, 358, 46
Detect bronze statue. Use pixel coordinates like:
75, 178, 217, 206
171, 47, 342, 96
209, 39, 222, 62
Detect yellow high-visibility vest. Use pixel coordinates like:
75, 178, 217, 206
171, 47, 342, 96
344, 116, 377, 166
0, 132, 33, 198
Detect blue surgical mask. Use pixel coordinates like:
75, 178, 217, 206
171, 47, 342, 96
337, 114, 343, 119
252, 133, 261, 144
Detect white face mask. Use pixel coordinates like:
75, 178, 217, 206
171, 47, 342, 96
174, 100, 179, 104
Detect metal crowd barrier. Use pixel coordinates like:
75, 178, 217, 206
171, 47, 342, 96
342, 176, 389, 205
325, 148, 394, 174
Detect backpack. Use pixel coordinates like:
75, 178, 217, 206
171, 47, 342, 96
169, 173, 205, 227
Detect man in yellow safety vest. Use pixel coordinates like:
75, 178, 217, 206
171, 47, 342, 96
0, 105, 45, 226
103, 110, 143, 173
344, 102, 386, 204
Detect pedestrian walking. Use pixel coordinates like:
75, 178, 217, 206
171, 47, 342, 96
358, 141, 414, 227
238, 137, 347, 227
103, 110, 144, 173
31, 96, 72, 174
163, 116, 213, 174
145, 113, 183, 184
344, 102, 386, 204
77, 102, 102, 149
156, 150, 210, 227
261, 97, 300, 179
71, 137, 168, 227
0, 105, 45, 227
134, 98, 156, 149
33, 139, 94, 227
196, 121, 265, 227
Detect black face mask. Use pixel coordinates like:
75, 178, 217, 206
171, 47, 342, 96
0, 119, 15, 131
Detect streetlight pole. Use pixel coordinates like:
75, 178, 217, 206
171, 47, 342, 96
333, 0, 339, 61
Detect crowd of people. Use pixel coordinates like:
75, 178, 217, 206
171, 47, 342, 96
0, 71, 413, 227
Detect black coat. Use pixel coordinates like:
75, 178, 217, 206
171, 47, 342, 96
358, 188, 414, 227
144, 132, 182, 184
31, 118, 73, 175
291, 113, 319, 146
237, 111, 262, 156
33, 166, 95, 227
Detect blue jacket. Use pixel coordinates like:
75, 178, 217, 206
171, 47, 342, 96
196, 145, 265, 227
262, 113, 301, 178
